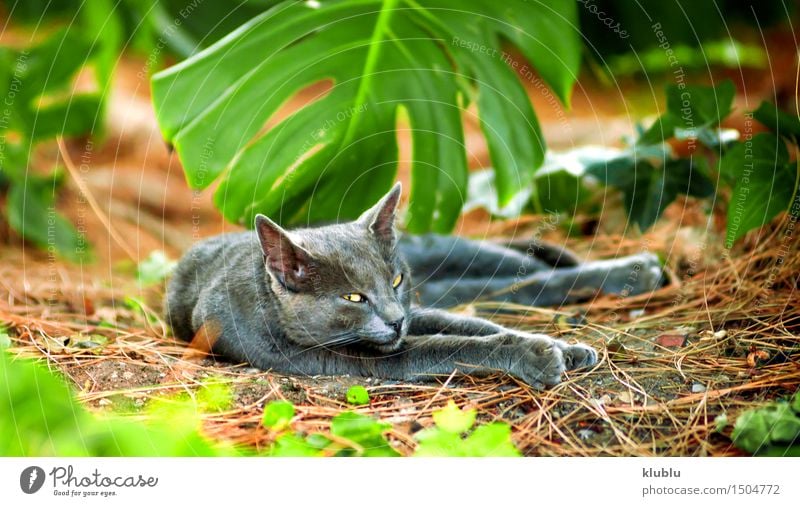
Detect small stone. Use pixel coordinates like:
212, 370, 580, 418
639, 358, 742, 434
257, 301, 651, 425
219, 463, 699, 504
691, 383, 707, 393
98, 399, 112, 406
577, 429, 594, 440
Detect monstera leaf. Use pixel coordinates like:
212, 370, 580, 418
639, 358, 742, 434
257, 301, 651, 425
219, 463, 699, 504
152, 0, 580, 232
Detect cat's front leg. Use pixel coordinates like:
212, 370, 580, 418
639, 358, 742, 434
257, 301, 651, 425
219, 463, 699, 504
390, 333, 592, 388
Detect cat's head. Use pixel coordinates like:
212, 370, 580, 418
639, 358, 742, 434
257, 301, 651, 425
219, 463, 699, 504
254, 183, 411, 353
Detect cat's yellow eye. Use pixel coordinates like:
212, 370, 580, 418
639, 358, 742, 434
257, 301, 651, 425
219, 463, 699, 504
392, 273, 403, 288
342, 293, 366, 303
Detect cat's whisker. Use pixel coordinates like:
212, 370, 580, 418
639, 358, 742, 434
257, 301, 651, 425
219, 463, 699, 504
297, 331, 361, 353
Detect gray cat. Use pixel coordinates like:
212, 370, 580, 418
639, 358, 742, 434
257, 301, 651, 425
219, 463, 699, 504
165, 183, 663, 387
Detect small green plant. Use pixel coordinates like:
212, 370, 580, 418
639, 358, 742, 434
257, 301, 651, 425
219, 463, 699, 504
346, 385, 370, 406
262, 400, 296, 431
137, 250, 178, 286
607, 82, 799, 242
728, 391, 800, 456
261, 399, 522, 457
0, 351, 237, 456
262, 401, 399, 457
414, 401, 521, 456
467, 81, 799, 245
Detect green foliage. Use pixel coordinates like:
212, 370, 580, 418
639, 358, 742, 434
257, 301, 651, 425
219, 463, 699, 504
345, 385, 370, 406
0, 0, 228, 260
137, 250, 178, 286
639, 80, 736, 147
265, 410, 398, 457
431, 399, 476, 433
262, 400, 296, 430
720, 132, 798, 245
1, 351, 522, 458
585, 82, 799, 241
753, 101, 800, 144
0, 351, 237, 456
0, 0, 154, 261
587, 82, 729, 230
587, 152, 714, 230
151, 0, 580, 233
464, 147, 611, 219
195, 378, 234, 412
731, 391, 800, 456
415, 401, 521, 456
330, 411, 399, 456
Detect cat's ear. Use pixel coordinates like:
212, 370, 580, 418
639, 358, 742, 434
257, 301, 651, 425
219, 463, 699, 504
255, 214, 314, 291
358, 182, 401, 246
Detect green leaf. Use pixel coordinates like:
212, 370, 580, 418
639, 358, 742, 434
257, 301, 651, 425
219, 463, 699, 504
732, 409, 770, 454
732, 398, 800, 455
31, 94, 104, 141
667, 80, 735, 130
262, 400, 295, 430
152, 0, 580, 232
268, 433, 323, 457
587, 153, 713, 230
413, 427, 464, 456
137, 250, 178, 286
7, 180, 90, 262
345, 385, 370, 406
721, 133, 797, 245
462, 422, 521, 457
330, 411, 398, 457
0, 352, 237, 456
432, 401, 476, 434
463, 169, 532, 219
415, 417, 521, 456
765, 404, 800, 443
535, 168, 590, 214
753, 101, 800, 143
793, 391, 800, 414
640, 80, 735, 145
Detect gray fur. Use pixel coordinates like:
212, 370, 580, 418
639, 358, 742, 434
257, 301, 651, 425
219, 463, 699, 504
166, 183, 661, 386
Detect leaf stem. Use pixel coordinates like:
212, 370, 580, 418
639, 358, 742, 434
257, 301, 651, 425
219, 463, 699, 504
340, 0, 400, 146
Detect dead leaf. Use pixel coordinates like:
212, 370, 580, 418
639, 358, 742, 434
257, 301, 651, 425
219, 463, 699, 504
746, 350, 770, 368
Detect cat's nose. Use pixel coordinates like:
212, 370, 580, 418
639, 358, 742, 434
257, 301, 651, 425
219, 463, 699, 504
388, 318, 404, 337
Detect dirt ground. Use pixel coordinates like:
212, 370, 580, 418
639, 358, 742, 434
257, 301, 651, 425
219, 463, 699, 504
1, 56, 799, 456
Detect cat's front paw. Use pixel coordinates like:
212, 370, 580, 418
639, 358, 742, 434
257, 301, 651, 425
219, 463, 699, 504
506, 337, 598, 388
556, 341, 598, 371
505, 337, 565, 388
